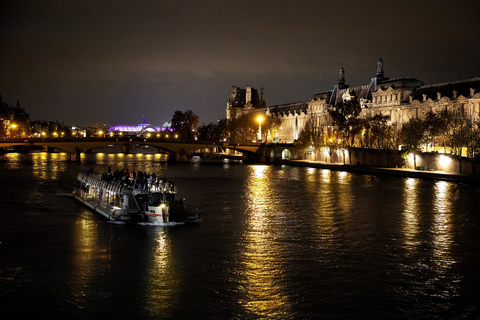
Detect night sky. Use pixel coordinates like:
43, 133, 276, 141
1, 0, 479, 127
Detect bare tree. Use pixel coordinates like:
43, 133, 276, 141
298, 113, 326, 160
400, 117, 425, 169
171, 110, 199, 141
329, 99, 363, 164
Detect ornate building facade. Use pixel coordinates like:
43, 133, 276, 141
226, 59, 480, 144
0, 95, 31, 138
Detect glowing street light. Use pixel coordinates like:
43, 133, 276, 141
257, 116, 263, 142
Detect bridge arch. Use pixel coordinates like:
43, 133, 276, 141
282, 149, 292, 160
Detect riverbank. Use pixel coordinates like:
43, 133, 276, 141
282, 159, 480, 184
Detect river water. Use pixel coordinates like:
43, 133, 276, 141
1, 152, 479, 319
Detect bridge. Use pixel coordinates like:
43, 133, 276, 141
0, 138, 299, 163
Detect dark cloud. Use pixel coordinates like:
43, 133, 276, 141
1, 0, 479, 126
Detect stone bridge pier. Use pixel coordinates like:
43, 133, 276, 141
68, 148, 82, 162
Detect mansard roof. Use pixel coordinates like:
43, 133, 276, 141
310, 90, 332, 101
350, 85, 372, 101
330, 84, 373, 106
374, 77, 423, 94
408, 77, 480, 102
269, 101, 308, 116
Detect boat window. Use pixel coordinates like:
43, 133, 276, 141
149, 193, 163, 206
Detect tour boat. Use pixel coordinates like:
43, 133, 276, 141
73, 171, 200, 224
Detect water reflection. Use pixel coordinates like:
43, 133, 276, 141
80, 153, 168, 173
321, 169, 331, 183
30, 152, 68, 180
71, 218, 101, 308
402, 178, 420, 251
147, 229, 178, 317
31, 153, 49, 181
307, 169, 337, 247
2, 152, 21, 170
431, 181, 453, 271
240, 165, 289, 317
337, 170, 349, 183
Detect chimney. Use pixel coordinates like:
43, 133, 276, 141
422, 94, 427, 102
470, 88, 475, 97
453, 90, 457, 99
376, 58, 384, 78
437, 92, 441, 100
246, 85, 252, 105
339, 67, 345, 87
231, 86, 238, 100
261, 87, 265, 103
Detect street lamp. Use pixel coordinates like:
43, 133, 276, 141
257, 116, 263, 142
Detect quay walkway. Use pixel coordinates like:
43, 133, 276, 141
283, 160, 480, 184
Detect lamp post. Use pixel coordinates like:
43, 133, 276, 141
257, 116, 263, 142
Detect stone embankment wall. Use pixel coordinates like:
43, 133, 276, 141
334, 148, 479, 175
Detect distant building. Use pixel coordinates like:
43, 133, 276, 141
226, 85, 266, 120
0, 95, 31, 138
227, 59, 480, 143
108, 118, 171, 137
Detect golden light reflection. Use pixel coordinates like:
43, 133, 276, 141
31, 152, 49, 180
239, 165, 290, 317
306, 169, 337, 249
337, 170, 349, 184
251, 165, 268, 178
402, 178, 420, 251
305, 167, 317, 183
146, 230, 178, 317
321, 169, 331, 183
48, 153, 68, 179
71, 218, 101, 308
431, 181, 453, 271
